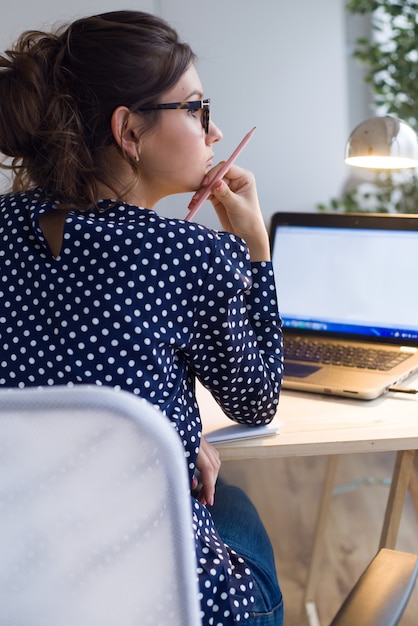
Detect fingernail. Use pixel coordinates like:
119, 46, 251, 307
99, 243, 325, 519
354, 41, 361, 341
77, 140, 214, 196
187, 193, 199, 209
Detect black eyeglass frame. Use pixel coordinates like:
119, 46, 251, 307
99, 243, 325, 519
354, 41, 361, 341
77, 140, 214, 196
136, 99, 210, 134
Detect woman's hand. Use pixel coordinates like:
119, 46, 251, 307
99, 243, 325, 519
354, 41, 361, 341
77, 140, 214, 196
188, 163, 271, 262
193, 436, 221, 506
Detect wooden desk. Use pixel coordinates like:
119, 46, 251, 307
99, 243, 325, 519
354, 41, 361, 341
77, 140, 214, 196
198, 382, 418, 626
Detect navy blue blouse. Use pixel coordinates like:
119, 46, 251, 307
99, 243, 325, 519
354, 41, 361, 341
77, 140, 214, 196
0, 189, 283, 624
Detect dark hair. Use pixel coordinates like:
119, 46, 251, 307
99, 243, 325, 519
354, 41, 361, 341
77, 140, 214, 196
0, 10, 195, 208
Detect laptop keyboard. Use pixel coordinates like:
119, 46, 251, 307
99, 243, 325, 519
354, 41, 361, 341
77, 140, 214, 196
285, 338, 411, 371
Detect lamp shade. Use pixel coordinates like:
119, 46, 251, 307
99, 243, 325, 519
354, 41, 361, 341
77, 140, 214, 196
345, 116, 418, 169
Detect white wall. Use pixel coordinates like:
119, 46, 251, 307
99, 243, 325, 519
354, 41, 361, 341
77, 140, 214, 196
0, 0, 366, 229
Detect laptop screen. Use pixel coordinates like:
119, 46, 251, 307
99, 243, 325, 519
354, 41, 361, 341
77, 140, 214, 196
270, 212, 418, 344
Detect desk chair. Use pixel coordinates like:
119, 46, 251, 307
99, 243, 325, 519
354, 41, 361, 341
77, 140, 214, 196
328, 548, 418, 626
0, 385, 201, 626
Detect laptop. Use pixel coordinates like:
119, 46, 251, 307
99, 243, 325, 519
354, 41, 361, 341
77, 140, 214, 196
269, 211, 418, 400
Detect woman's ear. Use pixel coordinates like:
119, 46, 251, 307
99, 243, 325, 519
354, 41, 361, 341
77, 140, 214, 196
110, 106, 140, 161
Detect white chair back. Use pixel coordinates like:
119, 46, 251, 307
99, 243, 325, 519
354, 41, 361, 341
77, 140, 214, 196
0, 385, 201, 625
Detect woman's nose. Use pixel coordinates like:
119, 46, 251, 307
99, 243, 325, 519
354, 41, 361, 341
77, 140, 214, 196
207, 121, 223, 144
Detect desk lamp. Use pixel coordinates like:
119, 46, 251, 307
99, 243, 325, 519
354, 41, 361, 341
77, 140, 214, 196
345, 115, 418, 169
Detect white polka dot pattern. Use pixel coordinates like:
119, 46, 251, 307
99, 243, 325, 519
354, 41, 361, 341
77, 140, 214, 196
0, 189, 284, 624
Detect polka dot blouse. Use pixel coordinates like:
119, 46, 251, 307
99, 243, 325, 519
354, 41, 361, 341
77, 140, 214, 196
0, 189, 284, 624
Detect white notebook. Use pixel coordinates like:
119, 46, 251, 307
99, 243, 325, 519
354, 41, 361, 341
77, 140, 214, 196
197, 382, 281, 444
204, 422, 280, 444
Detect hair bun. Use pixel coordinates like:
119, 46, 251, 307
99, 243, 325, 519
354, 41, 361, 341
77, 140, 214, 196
0, 31, 62, 158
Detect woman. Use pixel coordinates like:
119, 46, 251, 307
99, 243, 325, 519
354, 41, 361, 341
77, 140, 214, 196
0, 10, 284, 625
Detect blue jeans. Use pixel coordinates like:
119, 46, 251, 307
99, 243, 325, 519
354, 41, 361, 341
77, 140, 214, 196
208, 481, 284, 626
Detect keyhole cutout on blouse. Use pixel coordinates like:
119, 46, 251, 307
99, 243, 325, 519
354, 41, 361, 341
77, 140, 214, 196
38, 211, 69, 258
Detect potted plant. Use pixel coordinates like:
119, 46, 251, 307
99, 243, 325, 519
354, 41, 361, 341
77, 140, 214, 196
318, 0, 418, 213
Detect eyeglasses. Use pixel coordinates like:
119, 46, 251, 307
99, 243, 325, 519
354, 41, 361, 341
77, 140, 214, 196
136, 99, 210, 134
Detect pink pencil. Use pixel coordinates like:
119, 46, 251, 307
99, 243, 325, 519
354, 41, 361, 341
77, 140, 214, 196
185, 126, 256, 221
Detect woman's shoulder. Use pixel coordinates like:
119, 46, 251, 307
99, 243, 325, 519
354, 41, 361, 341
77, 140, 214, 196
149, 212, 250, 257
91, 202, 249, 257
0, 188, 42, 210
